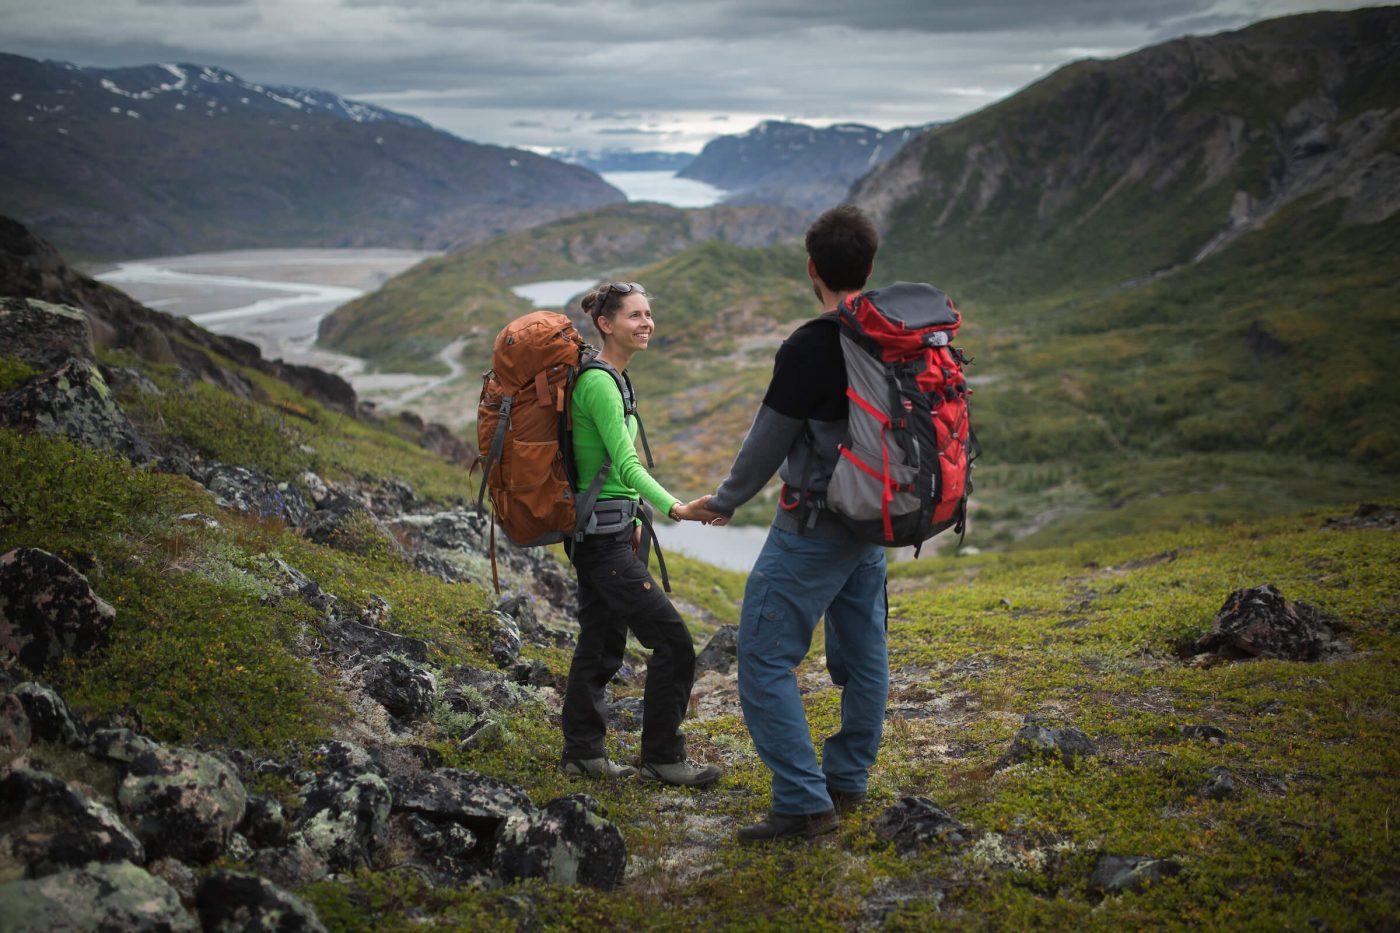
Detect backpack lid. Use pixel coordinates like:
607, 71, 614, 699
862, 282, 957, 330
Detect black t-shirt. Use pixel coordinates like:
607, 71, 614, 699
762, 314, 848, 422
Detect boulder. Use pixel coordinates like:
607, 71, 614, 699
0, 765, 144, 873
0, 549, 116, 675
248, 838, 330, 890
1188, 584, 1346, 662
117, 745, 248, 864
873, 796, 973, 855
390, 768, 534, 838
302, 495, 407, 559
87, 727, 163, 764
0, 860, 196, 931
296, 771, 391, 871
307, 739, 381, 777
9, 682, 86, 747
1088, 853, 1183, 894
496, 594, 539, 634
147, 857, 198, 904
201, 463, 311, 527
493, 795, 627, 890
326, 615, 430, 664
360, 655, 436, 719
695, 624, 738, 674
0, 297, 95, 370
0, 358, 154, 462
195, 870, 328, 933
996, 716, 1098, 770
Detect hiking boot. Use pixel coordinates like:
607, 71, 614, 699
736, 809, 838, 844
827, 785, 867, 817
560, 757, 637, 780
637, 760, 723, 788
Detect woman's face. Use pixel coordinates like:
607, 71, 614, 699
602, 292, 654, 353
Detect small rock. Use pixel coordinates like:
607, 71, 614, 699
248, 838, 330, 890
361, 595, 392, 628
307, 739, 380, 777
512, 658, 553, 688
0, 358, 154, 462
0, 297, 95, 370
326, 616, 430, 664
873, 796, 973, 855
608, 696, 645, 731
299, 471, 331, 505
1088, 853, 1183, 894
459, 718, 504, 752
1180, 724, 1229, 744
239, 794, 288, 848
87, 727, 163, 763
100, 365, 161, 398
695, 625, 738, 674
196, 870, 328, 932
296, 771, 391, 871
10, 682, 85, 747
1323, 502, 1399, 531
117, 744, 248, 864
493, 795, 626, 890
996, 716, 1098, 770
496, 593, 538, 633
1255, 699, 1285, 716
1200, 768, 1237, 800
490, 611, 522, 667
148, 857, 198, 904
0, 549, 116, 675
1188, 584, 1345, 662
361, 655, 436, 720
302, 495, 407, 558
0, 860, 196, 931
0, 765, 144, 873
0, 691, 31, 751
173, 512, 220, 529
405, 744, 445, 769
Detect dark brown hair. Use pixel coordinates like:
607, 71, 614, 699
805, 204, 879, 292
581, 283, 646, 335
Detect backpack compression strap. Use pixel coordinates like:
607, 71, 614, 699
475, 395, 514, 509
573, 453, 613, 541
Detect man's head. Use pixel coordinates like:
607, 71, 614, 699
804, 204, 879, 298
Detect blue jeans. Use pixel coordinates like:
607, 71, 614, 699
737, 526, 888, 815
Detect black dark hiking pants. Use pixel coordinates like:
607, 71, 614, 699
562, 528, 695, 764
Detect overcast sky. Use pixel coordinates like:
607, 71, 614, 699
0, 0, 1382, 152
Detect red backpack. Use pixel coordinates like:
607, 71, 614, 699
823, 282, 979, 550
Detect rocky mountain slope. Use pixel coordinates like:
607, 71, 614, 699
0, 54, 624, 260
0, 214, 1395, 927
679, 120, 931, 210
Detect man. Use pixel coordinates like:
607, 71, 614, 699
705, 204, 887, 842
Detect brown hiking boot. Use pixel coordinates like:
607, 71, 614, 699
827, 785, 867, 817
736, 809, 838, 843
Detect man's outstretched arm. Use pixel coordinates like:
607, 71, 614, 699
708, 405, 804, 517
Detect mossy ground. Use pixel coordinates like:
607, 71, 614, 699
295, 507, 1398, 930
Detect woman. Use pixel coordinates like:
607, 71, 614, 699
560, 281, 723, 786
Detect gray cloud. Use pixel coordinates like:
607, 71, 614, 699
0, 0, 1383, 151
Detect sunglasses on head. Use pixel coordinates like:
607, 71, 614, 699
597, 281, 645, 306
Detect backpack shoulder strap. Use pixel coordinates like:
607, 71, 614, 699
578, 355, 654, 468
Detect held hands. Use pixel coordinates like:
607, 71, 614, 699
671, 495, 729, 526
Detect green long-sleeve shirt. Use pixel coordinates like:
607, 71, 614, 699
570, 368, 678, 516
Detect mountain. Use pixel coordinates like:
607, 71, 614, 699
0, 53, 624, 260
551, 148, 696, 173
316, 201, 808, 375
1, 217, 1395, 929
678, 120, 932, 210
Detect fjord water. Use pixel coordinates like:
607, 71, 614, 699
600, 170, 727, 208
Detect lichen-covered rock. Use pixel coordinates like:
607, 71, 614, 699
0, 549, 116, 675
302, 495, 407, 559
496, 593, 538, 634
0, 860, 196, 931
148, 857, 198, 905
327, 614, 430, 663
1088, 853, 1184, 894
0, 297, 95, 371
195, 870, 328, 933
87, 726, 163, 764
249, 837, 330, 890
239, 793, 289, 848
1189, 584, 1346, 661
695, 624, 739, 674
873, 796, 973, 855
361, 654, 436, 719
493, 795, 626, 890
1200, 768, 1237, 800
402, 812, 482, 883
390, 768, 534, 838
307, 739, 381, 777
9, 682, 86, 747
459, 718, 506, 752
117, 745, 248, 864
202, 462, 311, 527
996, 716, 1098, 770
1180, 723, 1229, 744
296, 771, 391, 871
511, 658, 553, 688
1, 764, 144, 874
0, 357, 154, 462
608, 696, 645, 731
